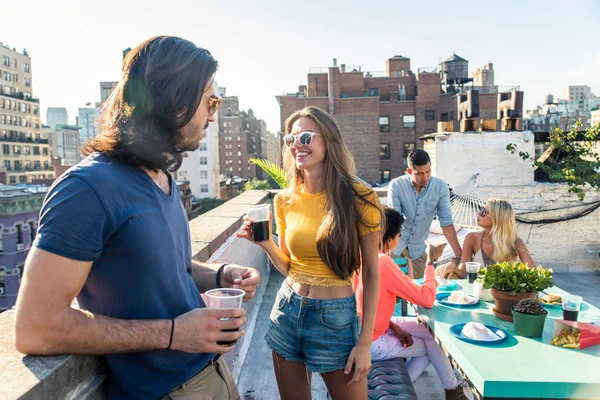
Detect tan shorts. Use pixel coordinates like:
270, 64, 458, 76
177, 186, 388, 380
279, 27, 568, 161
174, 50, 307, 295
402, 249, 427, 279
163, 356, 240, 400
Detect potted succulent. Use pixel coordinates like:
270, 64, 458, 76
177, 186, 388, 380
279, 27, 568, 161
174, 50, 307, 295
512, 298, 548, 338
480, 262, 553, 322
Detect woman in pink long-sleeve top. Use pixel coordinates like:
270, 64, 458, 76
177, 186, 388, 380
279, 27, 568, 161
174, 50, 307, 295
354, 207, 468, 400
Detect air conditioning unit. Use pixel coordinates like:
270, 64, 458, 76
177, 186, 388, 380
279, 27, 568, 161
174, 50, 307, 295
17, 243, 24, 251
0, 287, 4, 295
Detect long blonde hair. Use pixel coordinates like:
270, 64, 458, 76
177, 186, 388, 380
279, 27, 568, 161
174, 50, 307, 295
487, 198, 519, 262
281, 107, 381, 280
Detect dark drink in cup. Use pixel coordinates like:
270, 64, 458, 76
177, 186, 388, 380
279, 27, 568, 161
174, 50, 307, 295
250, 220, 270, 242
467, 272, 477, 284
465, 262, 481, 284
563, 309, 579, 321
561, 294, 582, 322
205, 289, 246, 348
218, 327, 240, 347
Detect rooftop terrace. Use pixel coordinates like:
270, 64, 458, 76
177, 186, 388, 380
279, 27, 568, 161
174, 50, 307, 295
1, 189, 599, 399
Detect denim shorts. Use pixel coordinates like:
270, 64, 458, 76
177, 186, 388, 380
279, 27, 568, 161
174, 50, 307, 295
265, 281, 360, 373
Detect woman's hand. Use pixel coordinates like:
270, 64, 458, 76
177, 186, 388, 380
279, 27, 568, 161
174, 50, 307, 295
435, 262, 453, 278
389, 323, 413, 347
345, 343, 371, 385
235, 212, 272, 246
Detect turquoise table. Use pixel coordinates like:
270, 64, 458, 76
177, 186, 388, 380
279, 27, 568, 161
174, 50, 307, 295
415, 280, 600, 399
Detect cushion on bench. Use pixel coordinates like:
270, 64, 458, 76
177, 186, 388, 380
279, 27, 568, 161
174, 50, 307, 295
367, 357, 417, 400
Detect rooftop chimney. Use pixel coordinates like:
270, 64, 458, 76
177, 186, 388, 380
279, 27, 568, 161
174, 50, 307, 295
333, 58, 337, 67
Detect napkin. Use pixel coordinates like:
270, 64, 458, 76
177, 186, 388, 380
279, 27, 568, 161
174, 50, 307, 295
462, 322, 500, 341
447, 291, 477, 304
436, 277, 449, 286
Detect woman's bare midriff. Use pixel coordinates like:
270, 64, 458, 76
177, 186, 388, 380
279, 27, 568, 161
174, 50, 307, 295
285, 277, 354, 299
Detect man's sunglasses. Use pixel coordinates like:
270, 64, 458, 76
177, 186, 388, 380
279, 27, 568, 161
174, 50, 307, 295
283, 131, 323, 148
208, 95, 221, 116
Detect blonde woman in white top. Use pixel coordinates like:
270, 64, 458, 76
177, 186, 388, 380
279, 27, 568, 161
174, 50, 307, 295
436, 198, 536, 279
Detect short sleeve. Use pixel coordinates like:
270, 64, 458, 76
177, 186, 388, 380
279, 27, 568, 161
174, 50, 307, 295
35, 176, 113, 261
357, 190, 382, 237
274, 193, 286, 235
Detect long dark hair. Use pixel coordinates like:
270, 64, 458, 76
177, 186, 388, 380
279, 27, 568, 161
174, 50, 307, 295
84, 36, 218, 172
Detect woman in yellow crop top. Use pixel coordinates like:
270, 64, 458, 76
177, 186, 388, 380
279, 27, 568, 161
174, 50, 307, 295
238, 106, 382, 400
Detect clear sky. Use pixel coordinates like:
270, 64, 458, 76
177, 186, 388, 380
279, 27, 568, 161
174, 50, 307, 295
3, 0, 599, 131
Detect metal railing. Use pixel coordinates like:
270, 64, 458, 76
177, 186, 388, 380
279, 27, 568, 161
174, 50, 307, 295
308, 67, 329, 74
454, 85, 521, 94
363, 71, 387, 78
418, 67, 438, 74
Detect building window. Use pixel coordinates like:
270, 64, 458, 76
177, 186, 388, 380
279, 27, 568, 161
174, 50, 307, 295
44, 161, 49, 169
24, 146, 31, 155
24, 63, 30, 72
440, 113, 449, 122
43, 147, 48, 155
14, 160, 21, 170
403, 115, 415, 128
4, 160, 10, 170
2, 144, 9, 155
33, 146, 39, 155
16, 224, 23, 244
424, 110, 436, 121
25, 77, 31, 87
379, 116, 390, 133
29, 221, 36, 242
2, 56, 9, 66
380, 170, 391, 184
34, 160, 40, 170
199, 142, 207, 151
199, 157, 208, 165
9, 176, 15, 184
380, 143, 391, 160
200, 184, 209, 193
13, 145, 21, 155
200, 171, 208, 179
368, 88, 379, 97
20, 175, 27, 183
403, 143, 415, 165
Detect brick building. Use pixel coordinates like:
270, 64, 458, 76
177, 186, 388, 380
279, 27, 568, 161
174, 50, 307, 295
218, 91, 266, 180
277, 55, 521, 185
1, 44, 53, 184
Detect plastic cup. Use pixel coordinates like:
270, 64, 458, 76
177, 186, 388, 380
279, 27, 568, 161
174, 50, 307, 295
561, 294, 583, 321
246, 204, 271, 242
465, 262, 481, 284
205, 288, 245, 346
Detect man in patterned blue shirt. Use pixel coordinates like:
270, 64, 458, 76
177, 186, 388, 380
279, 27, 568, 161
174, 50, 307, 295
387, 149, 462, 278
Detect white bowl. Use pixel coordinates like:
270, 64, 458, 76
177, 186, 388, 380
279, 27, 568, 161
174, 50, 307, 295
473, 281, 494, 302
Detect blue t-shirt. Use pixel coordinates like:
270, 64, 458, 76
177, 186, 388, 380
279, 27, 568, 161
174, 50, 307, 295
35, 153, 211, 399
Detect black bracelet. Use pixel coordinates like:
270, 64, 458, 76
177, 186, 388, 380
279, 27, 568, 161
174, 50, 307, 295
216, 264, 228, 289
167, 319, 175, 350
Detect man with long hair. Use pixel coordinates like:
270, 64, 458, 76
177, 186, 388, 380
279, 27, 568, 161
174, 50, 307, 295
387, 149, 462, 278
14, 36, 259, 399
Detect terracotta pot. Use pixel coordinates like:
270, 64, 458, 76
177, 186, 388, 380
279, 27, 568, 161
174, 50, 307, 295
491, 288, 538, 322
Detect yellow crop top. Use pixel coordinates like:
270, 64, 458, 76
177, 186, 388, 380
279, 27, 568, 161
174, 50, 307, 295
274, 183, 381, 286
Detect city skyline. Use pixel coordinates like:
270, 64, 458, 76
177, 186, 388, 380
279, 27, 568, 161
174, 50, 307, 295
2, 0, 599, 132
